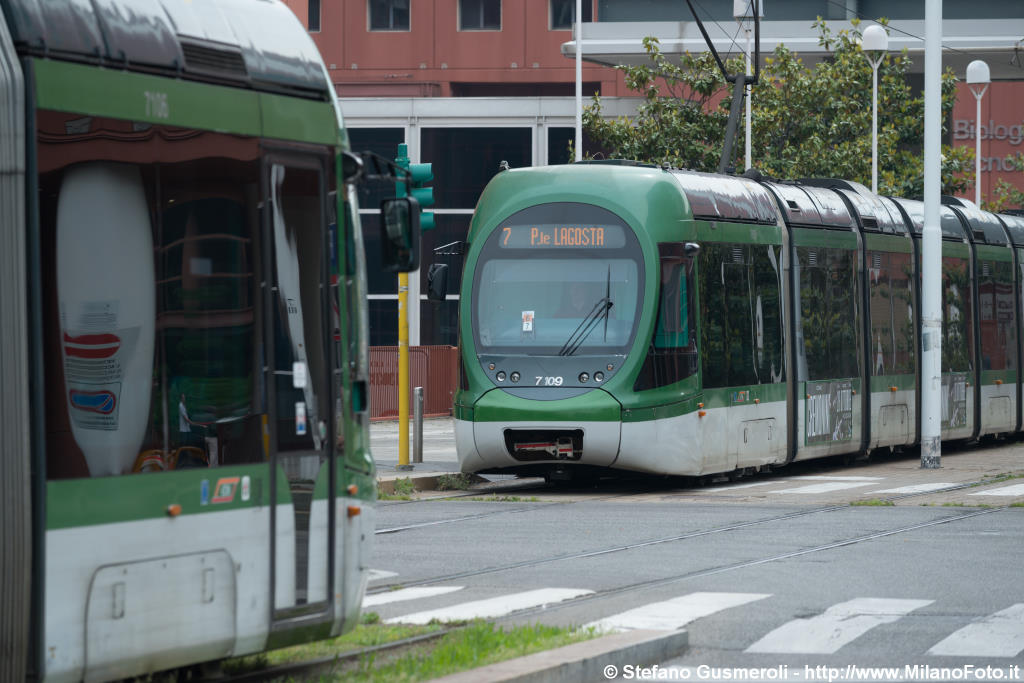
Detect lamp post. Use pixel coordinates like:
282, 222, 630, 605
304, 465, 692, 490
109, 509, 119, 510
862, 24, 888, 193
966, 59, 990, 206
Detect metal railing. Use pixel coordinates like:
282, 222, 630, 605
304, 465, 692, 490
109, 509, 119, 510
369, 345, 458, 420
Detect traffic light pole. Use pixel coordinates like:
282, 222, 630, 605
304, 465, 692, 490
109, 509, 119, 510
397, 271, 411, 470
396, 145, 412, 470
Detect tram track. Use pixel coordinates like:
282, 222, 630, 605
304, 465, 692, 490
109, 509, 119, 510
367, 475, 1007, 594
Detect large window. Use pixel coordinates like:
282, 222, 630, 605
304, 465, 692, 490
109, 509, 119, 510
942, 256, 975, 374
795, 245, 861, 382
978, 259, 1016, 372
699, 243, 785, 389
39, 111, 335, 479
473, 203, 643, 356
421, 127, 531, 208
551, 0, 592, 29
369, 0, 410, 31
867, 251, 915, 376
459, 0, 501, 30
634, 243, 697, 391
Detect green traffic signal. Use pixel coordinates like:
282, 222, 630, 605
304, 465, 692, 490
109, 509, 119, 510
409, 162, 435, 232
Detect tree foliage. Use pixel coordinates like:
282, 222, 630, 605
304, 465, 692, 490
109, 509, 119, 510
583, 19, 974, 197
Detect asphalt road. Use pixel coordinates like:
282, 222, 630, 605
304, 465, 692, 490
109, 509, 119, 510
365, 444, 1024, 680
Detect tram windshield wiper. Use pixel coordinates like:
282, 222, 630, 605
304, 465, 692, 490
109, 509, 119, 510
558, 297, 613, 356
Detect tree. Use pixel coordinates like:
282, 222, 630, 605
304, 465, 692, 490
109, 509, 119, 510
583, 19, 974, 198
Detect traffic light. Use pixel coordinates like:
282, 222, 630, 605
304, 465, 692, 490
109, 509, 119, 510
395, 143, 435, 232
409, 162, 435, 232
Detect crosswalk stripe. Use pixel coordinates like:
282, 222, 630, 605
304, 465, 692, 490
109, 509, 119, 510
745, 598, 934, 654
585, 592, 771, 633
873, 483, 958, 494
385, 588, 593, 625
776, 482, 873, 494
701, 482, 790, 492
928, 604, 1024, 657
363, 586, 464, 608
790, 476, 885, 481
968, 483, 1024, 497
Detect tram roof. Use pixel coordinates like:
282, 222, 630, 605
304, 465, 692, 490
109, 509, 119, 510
888, 198, 969, 241
796, 178, 907, 235
996, 213, 1024, 247
669, 170, 778, 225
940, 198, 1011, 246
760, 182, 855, 230
1, 0, 330, 99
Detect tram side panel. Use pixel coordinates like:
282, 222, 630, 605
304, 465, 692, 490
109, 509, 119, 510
790, 228, 865, 461
974, 244, 1017, 437
692, 232, 788, 473
864, 235, 918, 449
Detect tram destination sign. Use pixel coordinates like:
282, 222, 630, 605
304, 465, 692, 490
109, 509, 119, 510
499, 223, 627, 249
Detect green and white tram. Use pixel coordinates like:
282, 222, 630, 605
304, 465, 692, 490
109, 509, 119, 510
452, 161, 1022, 480
0, 1, 417, 680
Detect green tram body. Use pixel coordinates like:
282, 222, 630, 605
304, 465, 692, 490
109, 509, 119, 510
456, 163, 1024, 478
0, 1, 382, 680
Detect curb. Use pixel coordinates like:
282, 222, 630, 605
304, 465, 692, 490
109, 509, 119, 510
428, 629, 689, 683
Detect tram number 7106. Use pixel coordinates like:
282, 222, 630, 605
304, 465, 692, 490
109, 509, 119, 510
536, 376, 564, 386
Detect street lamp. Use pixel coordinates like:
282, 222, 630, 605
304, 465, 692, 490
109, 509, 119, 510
862, 24, 888, 194
733, 0, 762, 171
966, 59, 991, 206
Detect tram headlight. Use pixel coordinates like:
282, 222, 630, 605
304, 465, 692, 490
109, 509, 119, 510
594, 371, 604, 382
496, 371, 507, 382
510, 371, 520, 383
578, 372, 590, 383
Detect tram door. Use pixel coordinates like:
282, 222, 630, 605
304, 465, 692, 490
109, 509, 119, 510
265, 158, 335, 621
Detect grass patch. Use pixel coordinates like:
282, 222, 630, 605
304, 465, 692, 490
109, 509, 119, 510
463, 495, 541, 503
851, 499, 895, 506
378, 477, 417, 500
342, 621, 597, 682
436, 472, 476, 491
222, 620, 442, 675
1009, 502, 1024, 508
222, 620, 596, 682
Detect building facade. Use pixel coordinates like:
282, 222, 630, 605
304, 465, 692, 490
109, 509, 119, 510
283, 0, 1024, 346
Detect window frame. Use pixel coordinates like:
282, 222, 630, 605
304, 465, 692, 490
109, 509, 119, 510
550, 0, 592, 30
458, 0, 502, 31
368, 0, 411, 32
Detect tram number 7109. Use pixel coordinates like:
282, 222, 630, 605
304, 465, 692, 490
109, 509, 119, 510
536, 376, 564, 386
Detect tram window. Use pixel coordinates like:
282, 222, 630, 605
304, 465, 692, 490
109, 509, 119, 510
698, 243, 785, 389
977, 260, 1016, 372
634, 244, 697, 390
269, 163, 330, 456
867, 251, 915, 376
38, 111, 267, 478
941, 257, 974, 374
797, 246, 861, 381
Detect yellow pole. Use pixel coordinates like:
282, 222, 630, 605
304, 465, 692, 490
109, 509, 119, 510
398, 271, 410, 469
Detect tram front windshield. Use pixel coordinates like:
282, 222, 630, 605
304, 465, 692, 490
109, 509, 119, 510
473, 203, 643, 356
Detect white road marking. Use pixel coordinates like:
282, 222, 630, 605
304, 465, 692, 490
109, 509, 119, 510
585, 592, 772, 633
789, 476, 885, 481
968, 483, 1024, 497
776, 482, 874, 494
363, 586, 464, 608
928, 604, 1024, 657
386, 588, 593, 625
745, 598, 934, 654
367, 569, 399, 582
701, 481, 790, 492
873, 483, 958, 494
